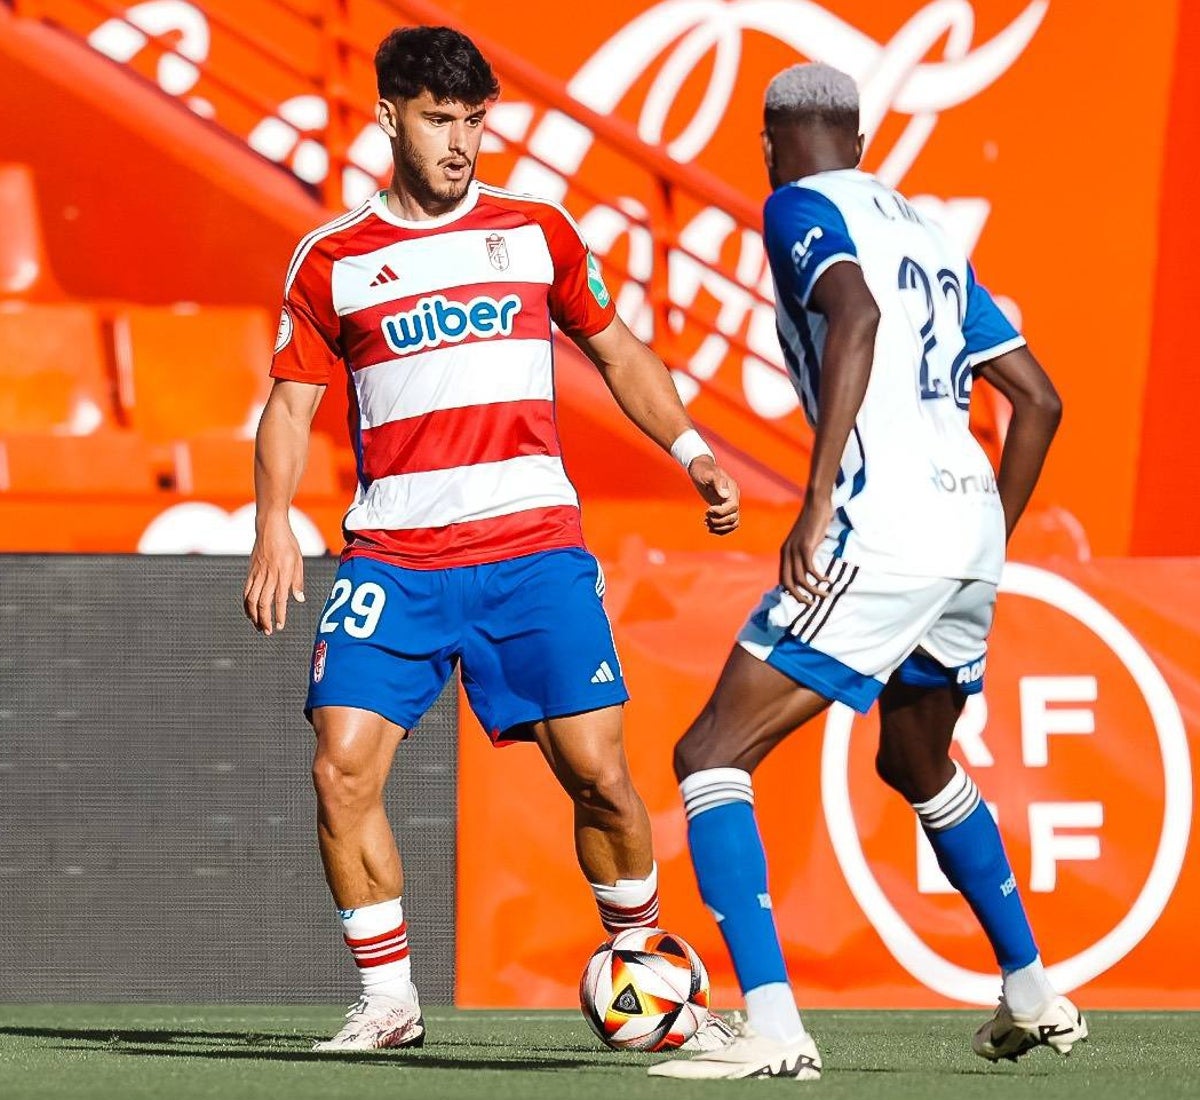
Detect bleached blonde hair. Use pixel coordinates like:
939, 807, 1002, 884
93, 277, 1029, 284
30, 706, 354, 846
765, 62, 859, 123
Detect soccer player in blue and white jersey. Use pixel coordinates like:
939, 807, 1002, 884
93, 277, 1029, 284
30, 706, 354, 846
650, 63, 1086, 1081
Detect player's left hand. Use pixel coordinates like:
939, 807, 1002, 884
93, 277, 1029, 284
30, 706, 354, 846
780, 492, 833, 604
688, 456, 740, 535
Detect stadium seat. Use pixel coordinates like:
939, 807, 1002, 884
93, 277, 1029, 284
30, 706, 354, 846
0, 432, 159, 494
173, 430, 339, 498
0, 302, 114, 433
113, 305, 273, 442
0, 163, 64, 300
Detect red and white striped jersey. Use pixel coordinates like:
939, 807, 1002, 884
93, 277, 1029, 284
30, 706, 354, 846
271, 181, 616, 569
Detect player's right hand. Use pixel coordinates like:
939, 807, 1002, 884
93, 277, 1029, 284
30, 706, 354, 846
243, 517, 306, 636
779, 493, 832, 605
688, 455, 741, 535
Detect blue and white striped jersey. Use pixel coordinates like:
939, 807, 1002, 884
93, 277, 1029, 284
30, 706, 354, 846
764, 168, 1023, 582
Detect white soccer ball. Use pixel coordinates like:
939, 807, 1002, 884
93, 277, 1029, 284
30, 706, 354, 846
579, 927, 711, 1051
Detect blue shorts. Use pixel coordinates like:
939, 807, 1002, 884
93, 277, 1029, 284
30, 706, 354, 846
305, 548, 628, 743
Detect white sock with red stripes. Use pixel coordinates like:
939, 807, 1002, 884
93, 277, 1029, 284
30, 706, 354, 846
338, 897, 413, 1000
591, 862, 660, 934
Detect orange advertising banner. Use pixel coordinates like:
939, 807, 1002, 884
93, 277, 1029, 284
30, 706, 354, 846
456, 552, 1200, 1009
24, 0, 1197, 556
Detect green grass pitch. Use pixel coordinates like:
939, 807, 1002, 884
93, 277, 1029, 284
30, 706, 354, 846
1, 1005, 1197, 1099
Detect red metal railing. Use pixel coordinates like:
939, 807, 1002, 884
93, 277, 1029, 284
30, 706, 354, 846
14, 0, 815, 487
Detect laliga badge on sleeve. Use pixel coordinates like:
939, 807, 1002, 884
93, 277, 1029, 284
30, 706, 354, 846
586, 251, 611, 308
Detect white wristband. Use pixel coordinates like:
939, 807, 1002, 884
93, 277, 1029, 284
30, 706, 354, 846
670, 428, 714, 470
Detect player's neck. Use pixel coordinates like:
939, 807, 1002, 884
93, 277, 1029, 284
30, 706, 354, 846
384, 184, 471, 223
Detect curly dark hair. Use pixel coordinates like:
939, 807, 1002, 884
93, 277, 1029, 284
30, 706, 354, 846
375, 26, 500, 104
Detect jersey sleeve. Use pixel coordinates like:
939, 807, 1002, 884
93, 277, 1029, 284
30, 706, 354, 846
269, 243, 341, 385
963, 265, 1025, 367
763, 185, 859, 308
539, 205, 617, 339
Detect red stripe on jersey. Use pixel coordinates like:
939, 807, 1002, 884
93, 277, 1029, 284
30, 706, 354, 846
342, 282, 552, 370
346, 505, 585, 571
359, 399, 560, 481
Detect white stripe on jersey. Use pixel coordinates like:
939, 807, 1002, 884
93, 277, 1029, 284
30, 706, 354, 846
966, 334, 1025, 368
284, 202, 373, 295
354, 340, 554, 430
331, 223, 555, 315
477, 182, 591, 247
344, 453, 579, 532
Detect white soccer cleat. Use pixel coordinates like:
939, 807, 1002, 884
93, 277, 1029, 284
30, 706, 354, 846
972, 994, 1088, 1062
312, 989, 426, 1052
648, 1023, 821, 1080
679, 1010, 737, 1051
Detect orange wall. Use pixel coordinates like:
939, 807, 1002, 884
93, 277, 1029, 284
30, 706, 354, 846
458, 554, 1200, 1009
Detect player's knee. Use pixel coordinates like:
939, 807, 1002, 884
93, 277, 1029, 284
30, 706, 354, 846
571, 761, 637, 821
875, 736, 951, 803
311, 750, 379, 817
672, 710, 726, 781
874, 745, 909, 796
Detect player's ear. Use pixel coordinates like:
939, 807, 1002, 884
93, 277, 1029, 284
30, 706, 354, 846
855, 132, 865, 165
377, 98, 399, 139
761, 127, 774, 170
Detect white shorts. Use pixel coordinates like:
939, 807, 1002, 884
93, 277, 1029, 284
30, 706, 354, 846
737, 557, 996, 713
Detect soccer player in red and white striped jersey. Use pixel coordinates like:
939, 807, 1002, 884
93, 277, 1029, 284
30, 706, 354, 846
243, 26, 739, 1052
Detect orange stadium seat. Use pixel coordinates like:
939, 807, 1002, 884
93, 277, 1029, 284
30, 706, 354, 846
0, 163, 64, 300
173, 430, 339, 498
0, 302, 115, 433
0, 432, 159, 494
113, 305, 273, 442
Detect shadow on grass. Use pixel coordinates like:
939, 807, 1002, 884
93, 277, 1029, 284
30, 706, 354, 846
2, 1026, 609, 1060
99, 1045, 616, 1071
0, 1026, 303, 1046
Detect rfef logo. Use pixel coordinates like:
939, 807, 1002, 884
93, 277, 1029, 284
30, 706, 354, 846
381, 293, 521, 356
820, 564, 1191, 1004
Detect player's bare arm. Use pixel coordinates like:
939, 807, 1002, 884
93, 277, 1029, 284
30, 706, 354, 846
975, 346, 1062, 539
577, 315, 740, 535
243, 378, 325, 635
780, 261, 879, 603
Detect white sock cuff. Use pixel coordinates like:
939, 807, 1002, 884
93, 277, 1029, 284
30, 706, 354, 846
338, 897, 404, 938
592, 863, 660, 932
913, 762, 981, 831
591, 862, 658, 905
680, 767, 754, 820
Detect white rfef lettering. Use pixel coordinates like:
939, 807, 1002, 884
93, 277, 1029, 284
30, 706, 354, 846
951, 692, 994, 767
1028, 802, 1104, 892
1020, 676, 1097, 766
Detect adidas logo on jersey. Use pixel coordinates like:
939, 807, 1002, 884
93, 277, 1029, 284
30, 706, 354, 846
370, 264, 399, 287
381, 293, 522, 356
591, 661, 616, 684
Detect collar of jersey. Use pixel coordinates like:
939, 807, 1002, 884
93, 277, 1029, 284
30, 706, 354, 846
370, 181, 481, 229
793, 168, 870, 184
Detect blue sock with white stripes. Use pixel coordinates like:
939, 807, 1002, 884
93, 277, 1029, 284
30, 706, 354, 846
681, 768, 805, 1042
914, 763, 1038, 972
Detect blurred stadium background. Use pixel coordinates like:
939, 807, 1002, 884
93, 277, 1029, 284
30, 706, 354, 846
1, 0, 1198, 1093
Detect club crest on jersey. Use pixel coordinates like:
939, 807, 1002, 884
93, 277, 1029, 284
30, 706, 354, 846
485, 232, 509, 271
381, 293, 522, 356
275, 306, 294, 353
312, 640, 327, 683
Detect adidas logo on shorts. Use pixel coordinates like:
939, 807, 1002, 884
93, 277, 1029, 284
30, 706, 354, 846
590, 661, 616, 684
